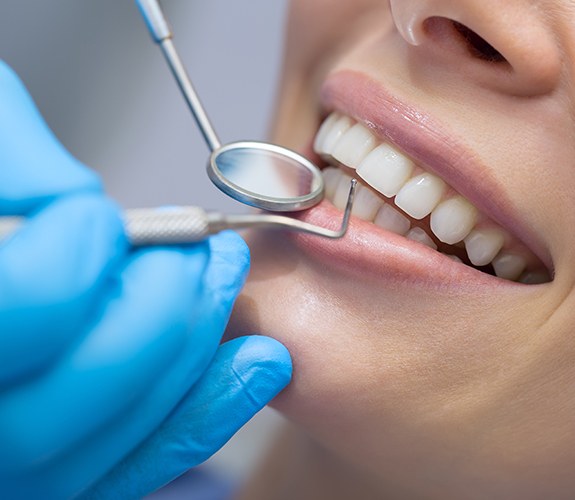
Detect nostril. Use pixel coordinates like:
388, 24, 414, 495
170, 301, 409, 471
423, 17, 508, 65
451, 21, 507, 64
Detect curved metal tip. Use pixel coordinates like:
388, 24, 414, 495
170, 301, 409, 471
332, 178, 357, 238
206, 179, 358, 239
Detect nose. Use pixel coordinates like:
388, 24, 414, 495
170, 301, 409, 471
389, 0, 561, 96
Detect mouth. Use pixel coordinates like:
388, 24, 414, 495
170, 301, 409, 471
297, 71, 552, 285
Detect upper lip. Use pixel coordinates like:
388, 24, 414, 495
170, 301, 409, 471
319, 69, 552, 272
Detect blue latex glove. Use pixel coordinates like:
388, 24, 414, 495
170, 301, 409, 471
0, 61, 292, 499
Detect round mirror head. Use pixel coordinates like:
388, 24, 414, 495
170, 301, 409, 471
208, 141, 324, 212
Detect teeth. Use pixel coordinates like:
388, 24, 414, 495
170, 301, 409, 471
357, 144, 415, 197
333, 173, 354, 210
322, 167, 341, 201
332, 124, 378, 168
492, 253, 526, 281
315, 114, 354, 156
351, 184, 384, 221
406, 227, 438, 250
430, 196, 478, 245
315, 112, 548, 283
395, 173, 446, 220
464, 228, 505, 266
374, 204, 411, 235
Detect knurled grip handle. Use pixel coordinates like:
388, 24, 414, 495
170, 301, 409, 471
0, 207, 212, 247
125, 207, 210, 246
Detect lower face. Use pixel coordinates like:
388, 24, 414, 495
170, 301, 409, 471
228, 1, 575, 497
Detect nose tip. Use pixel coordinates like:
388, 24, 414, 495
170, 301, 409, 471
389, 0, 562, 96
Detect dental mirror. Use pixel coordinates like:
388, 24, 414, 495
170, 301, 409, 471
137, 0, 325, 212
0, 1, 358, 248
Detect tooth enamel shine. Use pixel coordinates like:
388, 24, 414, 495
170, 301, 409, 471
317, 114, 354, 156
464, 228, 505, 267
395, 173, 446, 220
430, 196, 478, 245
357, 143, 415, 197
332, 123, 378, 168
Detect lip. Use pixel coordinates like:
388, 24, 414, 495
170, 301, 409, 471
293, 199, 522, 290
289, 69, 552, 288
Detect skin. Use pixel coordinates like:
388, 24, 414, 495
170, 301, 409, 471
227, 1, 575, 498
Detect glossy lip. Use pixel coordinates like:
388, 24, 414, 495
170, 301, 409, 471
294, 200, 522, 290
322, 70, 552, 271
289, 69, 552, 289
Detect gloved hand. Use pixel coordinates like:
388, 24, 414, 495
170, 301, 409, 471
0, 61, 292, 499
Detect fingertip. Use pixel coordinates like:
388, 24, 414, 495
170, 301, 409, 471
226, 335, 293, 398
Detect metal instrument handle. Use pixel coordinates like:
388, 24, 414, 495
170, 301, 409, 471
0, 181, 357, 246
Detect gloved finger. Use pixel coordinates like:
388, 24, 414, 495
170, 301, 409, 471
0, 194, 126, 385
0, 232, 250, 499
0, 61, 100, 215
86, 335, 292, 500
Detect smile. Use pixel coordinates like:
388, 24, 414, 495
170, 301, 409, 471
302, 71, 552, 284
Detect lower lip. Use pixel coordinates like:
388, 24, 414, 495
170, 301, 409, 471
291, 200, 522, 291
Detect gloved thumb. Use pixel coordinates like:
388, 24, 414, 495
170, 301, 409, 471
85, 335, 292, 499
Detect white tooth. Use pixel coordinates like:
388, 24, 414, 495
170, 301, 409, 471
333, 174, 353, 210
430, 196, 478, 245
332, 123, 378, 168
464, 228, 505, 267
395, 173, 446, 220
374, 204, 411, 235
351, 184, 384, 221
492, 253, 526, 281
316, 115, 354, 156
519, 270, 551, 285
406, 227, 438, 250
322, 167, 342, 201
357, 143, 415, 197
314, 112, 341, 154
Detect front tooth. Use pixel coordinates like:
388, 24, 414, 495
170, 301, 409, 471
395, 173, 446, 220
374, 204, 411, 235
430, 196, 478, 245
333, 173, 353, 210
492, 253, 526, 281
314, 113, 341, 154
357, 143, 415, 197
351, 184, 384, 221
332, 124, 377, 168
406, 227, 438, 250
464, 228, 505, 266
315, 115, 354, 156
322, 167, 341, 201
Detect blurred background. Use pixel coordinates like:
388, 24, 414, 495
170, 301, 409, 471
0, 0, 289, 495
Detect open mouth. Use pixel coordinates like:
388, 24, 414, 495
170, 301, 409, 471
314, 112, 550, 284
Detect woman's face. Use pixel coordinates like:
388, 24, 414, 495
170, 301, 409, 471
229, 1, 575, 497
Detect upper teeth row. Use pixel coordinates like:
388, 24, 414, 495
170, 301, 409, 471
313, 112, 547, 283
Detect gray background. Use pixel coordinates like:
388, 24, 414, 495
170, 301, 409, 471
1, 0, 288, 482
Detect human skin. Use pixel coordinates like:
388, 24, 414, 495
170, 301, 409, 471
228, 1, 575, 498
